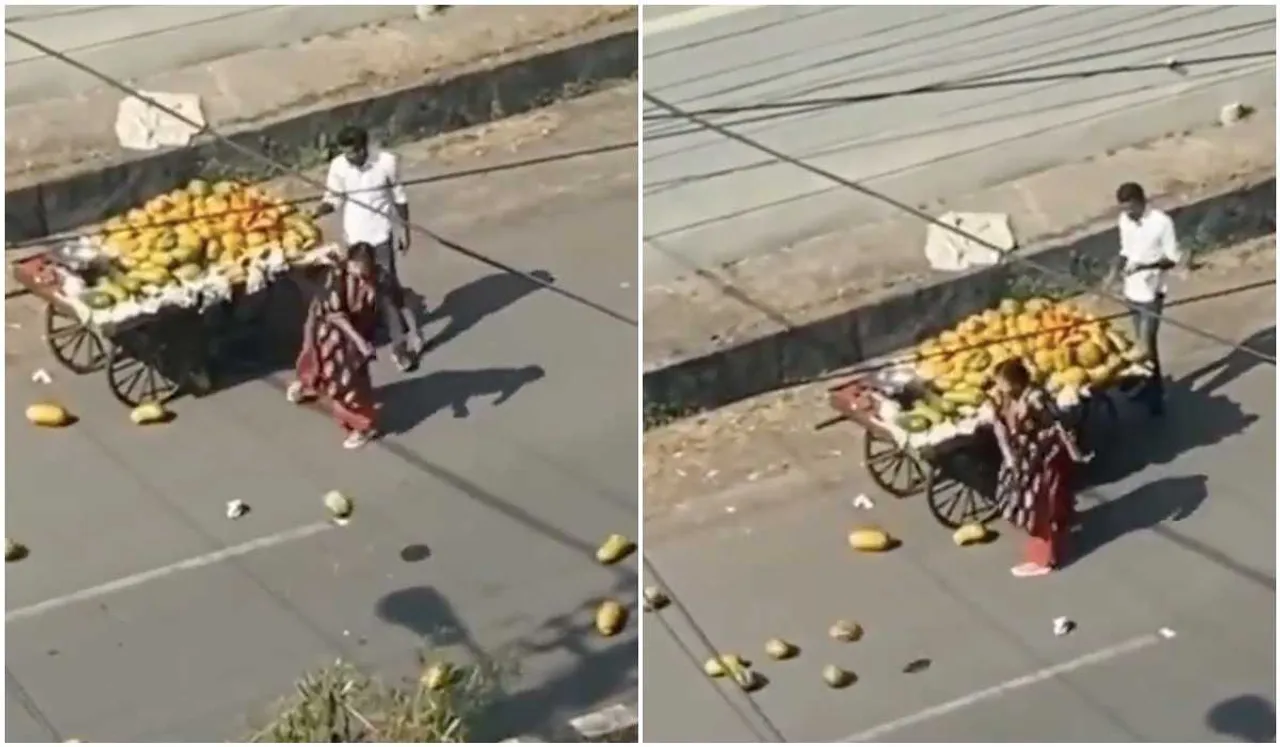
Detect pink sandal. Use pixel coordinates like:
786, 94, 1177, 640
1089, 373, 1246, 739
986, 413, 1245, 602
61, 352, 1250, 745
1011, 562, 1053, 578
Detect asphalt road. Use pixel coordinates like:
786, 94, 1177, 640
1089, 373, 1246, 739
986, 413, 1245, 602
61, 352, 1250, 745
4, 5, 416, 107
5, 88, 638, 742
642, 270, 1276, 742
642, 5, 1277, 285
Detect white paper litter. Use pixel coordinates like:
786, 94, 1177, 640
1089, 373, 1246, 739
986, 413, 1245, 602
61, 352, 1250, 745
115, 91, 205, 151
925, 212, 1017, 272
1052, 616, 1074, 636
225, 500, 249, 520
31, 369, 51, 384
852, 494, 875, 510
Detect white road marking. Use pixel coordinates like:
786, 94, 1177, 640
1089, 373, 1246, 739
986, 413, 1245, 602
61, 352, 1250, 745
840, 630, 1173, 742
6, 522, 334, 623
642, 5, 757, 37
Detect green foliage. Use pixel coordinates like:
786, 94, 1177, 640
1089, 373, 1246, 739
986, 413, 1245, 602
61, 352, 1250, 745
249, 655, 496, 743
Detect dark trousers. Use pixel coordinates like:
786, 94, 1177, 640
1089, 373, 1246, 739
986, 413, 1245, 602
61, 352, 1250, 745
371, 239, 422, 353
1129, 292, 1165, 413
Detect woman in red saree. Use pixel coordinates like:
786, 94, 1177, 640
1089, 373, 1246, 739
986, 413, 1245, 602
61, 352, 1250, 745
286, 242, 379, 449
990, 358, 1092, 577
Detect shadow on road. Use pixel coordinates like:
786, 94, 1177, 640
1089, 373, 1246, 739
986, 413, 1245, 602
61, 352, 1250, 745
1088, 383, 1259, 486
1069, 474, 1208, 566
1207, 694, 1277, 743
376, 576, 638, 742
377, 364, 545, 435
1180, 325, 1276, 396
421, 269, 556, 356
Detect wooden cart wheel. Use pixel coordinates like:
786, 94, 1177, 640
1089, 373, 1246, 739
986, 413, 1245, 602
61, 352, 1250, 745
863, 429, 928, 497
105, 333, 181, 407
43, 304, 107, 374
925, 450, 1005, 529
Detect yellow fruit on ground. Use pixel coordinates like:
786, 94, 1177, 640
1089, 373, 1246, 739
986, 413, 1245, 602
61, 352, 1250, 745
952, 523, 991, 546
187, 179, 212, 197
595, 533, 635, 565
129, 402, 170, 425
420, 662, 454, 691
595, 600, 627, 636
765, 638, 798, 660
829, 620, 864, 642
823, 665, 856, 688
849, 528, 893, 552
999, 299, 1022, 316
26, 403, 71, 427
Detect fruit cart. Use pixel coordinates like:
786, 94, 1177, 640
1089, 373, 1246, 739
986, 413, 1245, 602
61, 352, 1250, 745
816, 298, 1148, 529
9, 179, 337, 408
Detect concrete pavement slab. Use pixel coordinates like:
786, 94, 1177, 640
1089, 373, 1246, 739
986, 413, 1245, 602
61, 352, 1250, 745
642, 265, 1274, 741
5, 87, 638, 741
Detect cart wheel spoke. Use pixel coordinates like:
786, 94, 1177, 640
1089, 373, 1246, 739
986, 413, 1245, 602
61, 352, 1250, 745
106, 337, 180, 407
44, 305, 106, 374
864, 431, 927, 498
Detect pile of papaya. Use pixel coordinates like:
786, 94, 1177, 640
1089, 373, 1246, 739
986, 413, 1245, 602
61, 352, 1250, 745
896, 298, 1146, 433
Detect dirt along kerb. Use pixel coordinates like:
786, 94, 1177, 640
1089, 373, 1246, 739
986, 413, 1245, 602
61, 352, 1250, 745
642, 114, 1276, 425
5, 6, 638, 244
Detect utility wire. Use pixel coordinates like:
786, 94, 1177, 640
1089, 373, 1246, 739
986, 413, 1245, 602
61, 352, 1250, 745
643, 555, 789, 743
642, 16, 1276, 143
8, 28, 636, 329
643, 90, 1275, 366
643, 50, 1275, 122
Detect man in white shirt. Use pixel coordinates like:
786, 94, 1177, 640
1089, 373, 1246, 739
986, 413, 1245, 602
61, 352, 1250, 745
1107, 181, 1182, 417
313, 126, 424, 372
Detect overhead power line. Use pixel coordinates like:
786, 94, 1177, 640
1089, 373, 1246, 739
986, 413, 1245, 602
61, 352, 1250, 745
642, 50, 1275, 123
642, 90, 1276, 366
7, 28, 636, 329
643, 555, 789, 743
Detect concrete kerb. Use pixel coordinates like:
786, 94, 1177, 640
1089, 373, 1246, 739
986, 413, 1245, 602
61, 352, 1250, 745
4, 22, 638, 245
642, 176, 1276, 421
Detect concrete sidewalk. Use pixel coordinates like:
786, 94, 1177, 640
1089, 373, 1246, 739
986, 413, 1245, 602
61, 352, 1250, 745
5, 5, 637, 243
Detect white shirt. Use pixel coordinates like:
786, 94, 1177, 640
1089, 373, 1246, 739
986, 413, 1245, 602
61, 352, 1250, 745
323, 150, 408, 246
1118, 208, 1180, 303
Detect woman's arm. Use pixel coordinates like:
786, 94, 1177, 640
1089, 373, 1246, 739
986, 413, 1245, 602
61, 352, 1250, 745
326, 312, 375, 359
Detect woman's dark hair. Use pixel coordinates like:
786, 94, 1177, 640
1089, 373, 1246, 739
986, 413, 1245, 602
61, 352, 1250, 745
336, 125, 369, 149
346, 241, 375, 264
994, 357, 1032, 389
1115, 181, 1146, 203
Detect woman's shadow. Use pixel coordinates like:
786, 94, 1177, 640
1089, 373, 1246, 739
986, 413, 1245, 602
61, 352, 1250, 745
1067, 474, 1209, 565
377, 364, 545, 435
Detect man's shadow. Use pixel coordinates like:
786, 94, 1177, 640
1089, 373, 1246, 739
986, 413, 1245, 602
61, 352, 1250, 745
1181, 325, 1275, 396
1207, 695, 1277, 743
1067, 474, 1209, 566
420, 270, 555, 355
377, 364, 545, 435
1086, 383, 1258, 486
